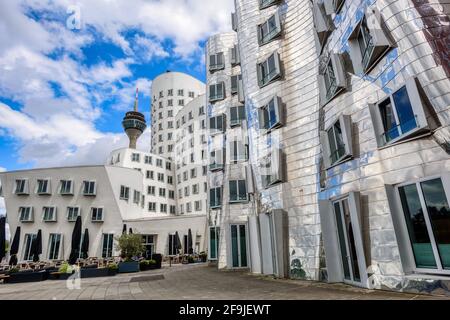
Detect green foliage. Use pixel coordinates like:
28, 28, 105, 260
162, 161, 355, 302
107, 262, 118, 270
116, 233, 145, 261
8, 267, 19, 274
187, 255, 195, 263
59, 262, 72, 274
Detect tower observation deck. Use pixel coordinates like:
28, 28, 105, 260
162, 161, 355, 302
122, 88, 147, 149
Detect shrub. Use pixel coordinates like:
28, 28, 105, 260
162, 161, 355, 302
107, 263, 118, 270
59, 262, 73, 274
148, 259, 156, 265
116, 233, 145, 261
8, 267, 19, 274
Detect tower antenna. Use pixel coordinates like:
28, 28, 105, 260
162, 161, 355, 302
134, 87, 139, 112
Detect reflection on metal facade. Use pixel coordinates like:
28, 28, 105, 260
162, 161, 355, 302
209, 0, 450, 294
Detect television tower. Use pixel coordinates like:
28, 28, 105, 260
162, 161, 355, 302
122, 88, 147, 149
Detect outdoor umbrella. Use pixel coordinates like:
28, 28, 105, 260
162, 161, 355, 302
0, 217, 6, 264
122, 224, 127, 234
9, 226, 21, 266
80, 228, 89, 259
69, 215, 82, 264
187, 229, 193, 254
30, 229, 42, 262
129, 228, 133, 234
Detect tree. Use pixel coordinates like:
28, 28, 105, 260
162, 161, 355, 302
116, 233, 145, 261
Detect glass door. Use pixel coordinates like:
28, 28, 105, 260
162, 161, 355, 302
209, 227, 220, 260
333, 198, 362, 284
230, 224, 248, 268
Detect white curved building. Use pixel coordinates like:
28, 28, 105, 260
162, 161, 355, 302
151, 71, 206, 159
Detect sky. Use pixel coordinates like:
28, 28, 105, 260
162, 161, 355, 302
0, 0, 235, 217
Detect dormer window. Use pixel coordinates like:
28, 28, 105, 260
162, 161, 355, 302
209, 52, 225, 72
37, 179, 51, 195
257, 12, 282, 46
83, 181, 96, 196
257, 52, 282, 88
14, 179, 29, 195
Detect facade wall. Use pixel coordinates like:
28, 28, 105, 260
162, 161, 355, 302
316, 0, 450, 289
0, 166, 142, 262
206, 32, 255, 270
174, 95, 209, 216
233, 0, 322, 279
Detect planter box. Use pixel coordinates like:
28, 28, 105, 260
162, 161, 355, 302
5, 270, 46, 284
107, 269, 118, 276
48, 272, 74, 280
80, 268, 109, 278
118, 261, 139, 273
139, 263, 158, 271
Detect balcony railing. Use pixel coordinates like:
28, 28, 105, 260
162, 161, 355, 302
381, 116, 418, 144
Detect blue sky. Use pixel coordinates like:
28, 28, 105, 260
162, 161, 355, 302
0, 0, 234, 173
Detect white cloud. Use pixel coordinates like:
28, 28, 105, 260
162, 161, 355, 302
0, 0, 233, 168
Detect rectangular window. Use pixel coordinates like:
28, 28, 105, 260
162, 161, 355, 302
168, 176, 173, 185
160, 204, 167, 213
184, 186, 190, 197
67, 207, 80, 222
230, 74, 241, 94
193, 184, 199, 194
230, 45, 240, 65
257, 12, 282, 46
159, 188, 166, 197
369, 78, 433, 147
209, 114, 225, 134
23, 233, 36, 261
133, 190, 141, 204
209, 52, 225, 71
320, 54, 347, 103
146, 170, 154, 179
231, 12, 237, 31
169, 190, 175, 199
257, 52, 282, 88
199, 106, 205, 115
259, 0, 279, 9
168, 234, 178, 255
145, 156, 152, 164
230, 105, 246, 127
166, 162, 172, 171
209, 227, 220, 260
260, 148, 284, 188
15, 179, 29, 195
230, 140, 249, 162
120, 186, 130, 201
178, 89, 184, 96
42, 207, 56, 222
102, 234, 114, 258
179, 99, 185, 106
131, 153, 140, 162
37, 179, 51, 194
195, 200, 202, 211
210, 187, 222, 209
148, 202, 156, 212
157, 173, 165, 182
19, 207, 33, 222
91, 207, 104, 222
209, 82, 225, 102
209, 149, 224, 171
191, 168, 197, 178
48, 234, 62, 260
229, 180, 248, 202
60, 180, 73, 195
320, 115, 353, 168
168, 89, 173, 96
148, 186, 155, 195
170, 205, 176, 214
156, 159, 163, 167
83, 181, 96, 196
189, 91, 195, 98
258, 96, 283, 131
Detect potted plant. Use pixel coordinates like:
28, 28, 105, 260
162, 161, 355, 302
187, 255, 195, 264
106, 263, 118, 276
139, 260, 150, 271
49, 262, 74, 280
5, 268, 46, 283
199, 252, 208, 262
116, 233, 144, 273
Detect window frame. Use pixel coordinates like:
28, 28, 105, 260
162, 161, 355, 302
67, 206, 80, 222
209, 149, 224, 172
91, 207, 104, 222
260, 148, 284, 189
258, 96, 284, 132
42, 206, 57, 222
19, 206, 34, 222
82, 180, 97, 196
120, 185, 130, 201
210, 187, 222, 209
209, 114, 225, 135
320, 114, 353, 168
36, 179, 51, 195
257, 52, 282, 88
14, 179, 29, 195
259, 0, 280, 10
257, 12, 282, 46
368, 77, 432, 148
229, 105, 246, 127
60, 180, 74, 195
209, 52, 225, 72
209, 82, 225, 102
229, 180, 248, 203
318, 53, 347, 105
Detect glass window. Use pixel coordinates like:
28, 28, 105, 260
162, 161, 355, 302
23, 233, 36, 261
67, 207, 79, 222
230, 105, 246, 126
120, 186, 130, 200
43, 207, 56, 221
102, 234, 114, 258
60, 180, 73, 194
399, 178, 450, 270
37, 179, 50, 194
91, 208, 104, 222
229, 180, 248, 202
48, 234, 61, 260
327, 119, 346, 165
83, 181, 96, 195
209, 227, 220, 260
210, 187, 222, 208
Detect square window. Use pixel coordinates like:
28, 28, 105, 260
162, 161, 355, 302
229, 180, 248, 202
257, 52, 282, 88
257, 12, 282, 46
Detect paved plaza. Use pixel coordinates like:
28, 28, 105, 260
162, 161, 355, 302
0, 264, 448, 300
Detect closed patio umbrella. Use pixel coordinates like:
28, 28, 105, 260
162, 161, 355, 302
122, 224, 127, 234
81, 228, 89, 259
0, 217, 6, 263
30, 229, 42, 262
69, 216, 82, 264
9, 226, 21, 266
188, 229, 193, 254
129, 228, 133, 234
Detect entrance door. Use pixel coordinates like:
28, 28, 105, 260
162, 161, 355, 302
333, 198, 362, 284
230, 224, 248, 268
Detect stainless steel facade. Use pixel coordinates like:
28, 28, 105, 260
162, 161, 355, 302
208, 0, 450, 293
